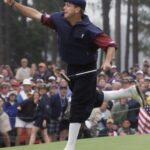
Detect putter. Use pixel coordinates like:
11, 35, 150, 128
61, 69, 101, 82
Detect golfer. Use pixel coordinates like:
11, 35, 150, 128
4, 0, 143, 150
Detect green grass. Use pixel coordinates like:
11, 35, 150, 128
1, 134, 150, 150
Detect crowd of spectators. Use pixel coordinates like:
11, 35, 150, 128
0, 58, 150, 147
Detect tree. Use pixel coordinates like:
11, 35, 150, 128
100, 0, 112, 66
0, 1, 64, 67
131, 0, 139, 64
115, 0, 121, 70
125, 0, 132, 69
32, 0, 64, 64
0, 2, 16, 64
101, 0, 111, 35
138, 0, 150, 56
0, 1, 5, 64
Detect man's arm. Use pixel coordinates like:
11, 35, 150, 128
101, 47, 115, 71
4, 0, 42, 21
94, 33, 117, 71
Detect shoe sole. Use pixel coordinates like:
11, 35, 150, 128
135, 85, 145, 107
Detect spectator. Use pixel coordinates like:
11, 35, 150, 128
16, 79, 33, 103
47, 84, 57, 98
86, 101, 111, 137
0, 74, 4, 84
59, 79, 71, 98
15, 58, 31, 82
121, 70, 130, 79
145, 91, 150, 105
48, 82, 69, 141
147, 67, 150, 77
133, 64, 140, 74
0, 98, 11, 147
53, 67, 62, 83
3, 91, 18, 129
1, 68, 13, 81
97, 71, 107, 82
121, 77, 133, 89
127, 99, 140, 129
15, 93, 37, 145
109, 80, 122, 106
111, 98, 128, 128
143, 60, 149, 75
144, 76, 150, 89
118, 119, 137, 136
97, 78, 107, 91
111, 80, 122, 90
0, 65, 14, 80
136, 70, 144, 81
0, 82, 11, 102
48, 93, 62, 141
47, 61, 56, 75
48, 75, 57, 87
29, 91, 50, 145
112, 72, 122, 82
99, 118, 117, 137
10, 79, 21, 93
30, 63, 37, 77
121, 76, 140, 129
33, 62, 52, 82
111, 65, 117, 72
59, 85, 70, 141
3, 91, 18, 145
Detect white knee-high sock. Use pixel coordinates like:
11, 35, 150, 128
103, 88, 131, 101
64, 123, 81, 150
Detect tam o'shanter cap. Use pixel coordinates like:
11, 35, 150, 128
64, 0, 86, 10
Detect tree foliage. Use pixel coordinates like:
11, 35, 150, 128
0, 0, 150, 69
138, 0, 150, 56
0, 0, 63, 68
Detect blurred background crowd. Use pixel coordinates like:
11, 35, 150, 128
0, 58, 150, 147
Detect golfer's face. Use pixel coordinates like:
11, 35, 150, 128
63, 2, 77, 19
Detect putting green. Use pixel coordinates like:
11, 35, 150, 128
1, 134, 150, 150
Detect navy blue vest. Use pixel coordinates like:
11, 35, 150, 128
51, 12, 103, 65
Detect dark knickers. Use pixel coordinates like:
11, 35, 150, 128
67, 63, 104, 123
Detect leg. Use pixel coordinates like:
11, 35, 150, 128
29, 126, 39, 145
15, 117, 26, 146
64, 72, 97, 150
48, 119, 59, 142
103, 85, 144, 106
59, 129, 68, 141
15, 127, 23, 146
26, 128, 32, 145
1, 132, 11, 147
48, 133, 54, 142
41, 129, 50, 143
64, 123, 81, 150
